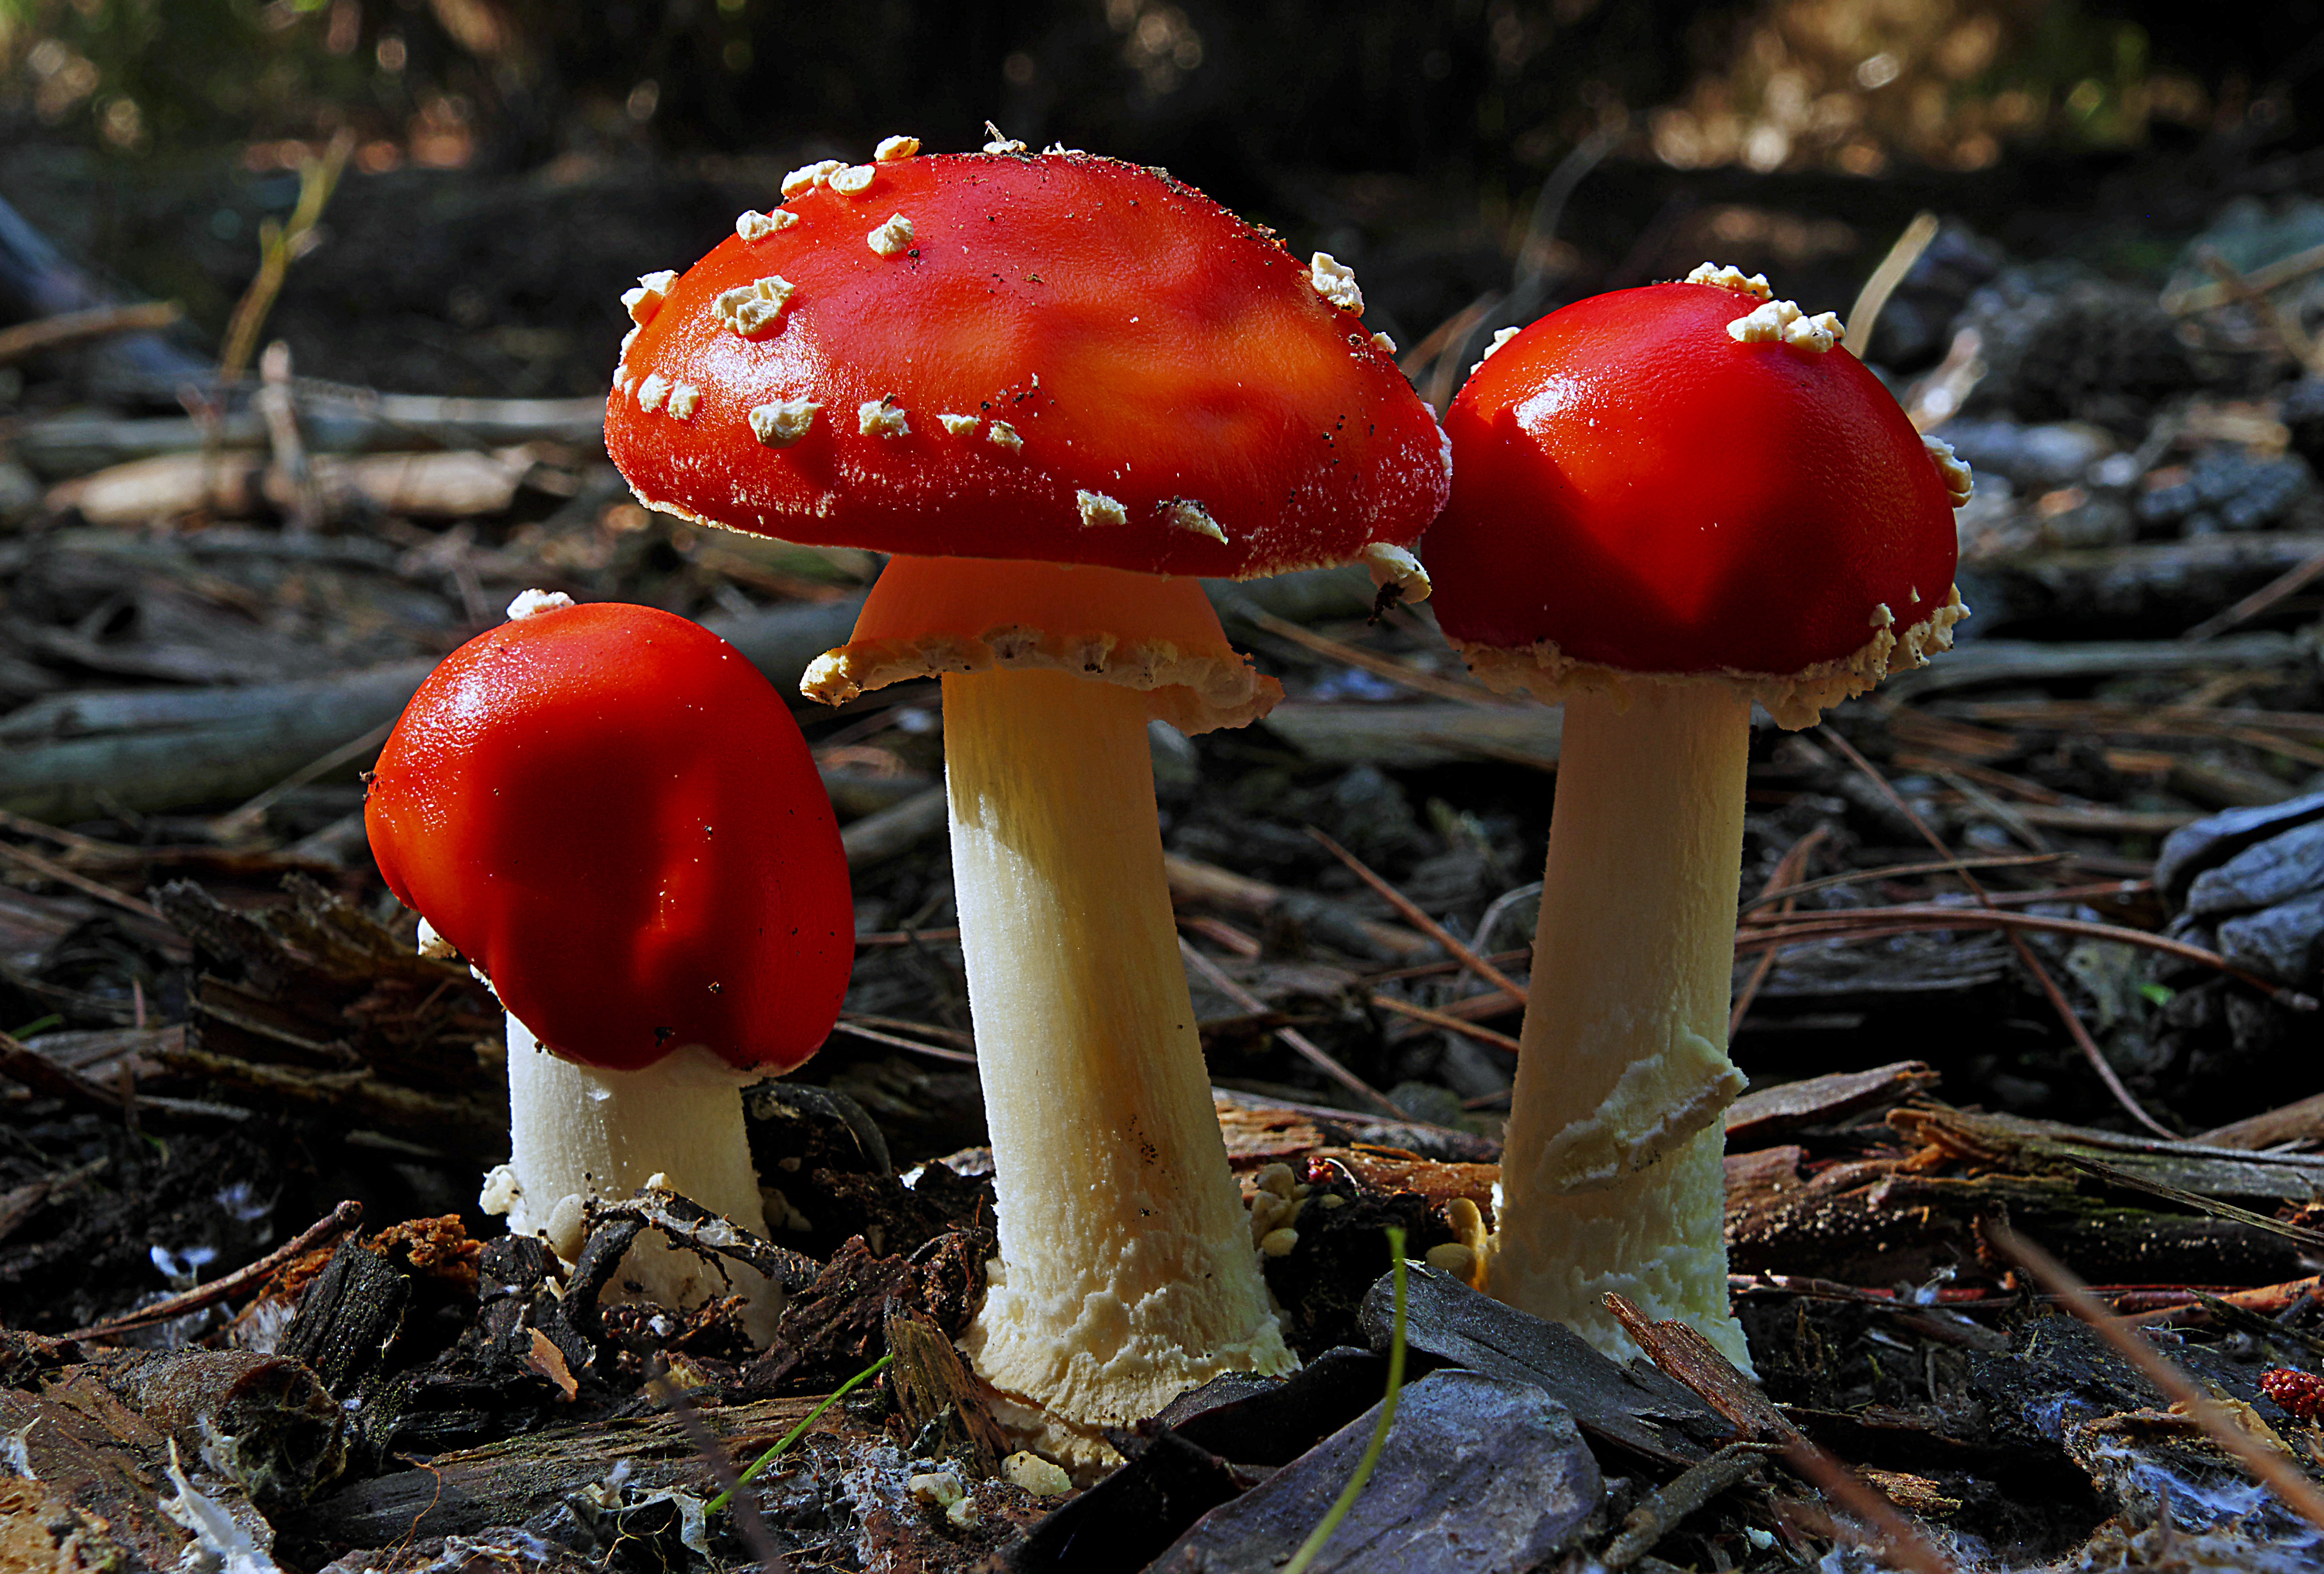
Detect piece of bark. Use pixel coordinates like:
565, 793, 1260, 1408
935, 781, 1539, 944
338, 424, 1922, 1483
1146, 1369, 1602, 1574
1725, 1062, 1942, 1149
1357, 1265, 1729, 1466
286, 1392, 828, 1545
1889, 1100, 2324, 1204
883, 1304, 1006, 1478
1011, 1429, 1243, 1574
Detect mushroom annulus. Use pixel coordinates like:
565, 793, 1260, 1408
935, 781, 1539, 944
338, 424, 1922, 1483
601, 137, 1447, 1449
365, 592, 853, 1323
1423, 264, 1972, 1366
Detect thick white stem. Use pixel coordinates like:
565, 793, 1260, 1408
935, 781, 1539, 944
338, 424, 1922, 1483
947, 667, 1293, 1429
482, 1014, 773, 1324
1487, 683, 1753, 1370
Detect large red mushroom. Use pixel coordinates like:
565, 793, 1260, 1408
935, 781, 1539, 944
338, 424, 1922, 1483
602, 138, 1447, 1450
367, 592, 853, 1320
1425, 265, 1971, 1365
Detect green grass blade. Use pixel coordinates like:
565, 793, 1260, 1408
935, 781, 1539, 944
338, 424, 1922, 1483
707, 1350, 895, 1515
1282, 1224, 1409, 1574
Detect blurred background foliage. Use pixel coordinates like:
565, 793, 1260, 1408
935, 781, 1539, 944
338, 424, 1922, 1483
2, 0, 2320, 397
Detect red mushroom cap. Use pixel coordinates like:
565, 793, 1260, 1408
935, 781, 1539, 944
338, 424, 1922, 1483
365, 600, 852, 1075
1426, 280, 1961, 690
603, 149, 1447, 583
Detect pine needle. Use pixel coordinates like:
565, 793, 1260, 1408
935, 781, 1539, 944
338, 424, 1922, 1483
708, 1351, 895, 1514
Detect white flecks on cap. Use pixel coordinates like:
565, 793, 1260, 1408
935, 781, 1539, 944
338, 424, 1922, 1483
987, 419, 1024, 452
1728, 297, 1844, 353
1923, 433, 1976, 508
983, 121, 1028, 153
1783, 310, 1844, 352
1076, 489, 1129, 528
622, 269, 679, 326
875, 134, 921, 162
507, 588, 576, 621
1685, 261, 1773, 299
867, 213, 915, 257
1309, 252, 1364, 315
1370, 330, 1397, 354
1438, 426, 1453, 481
1869, 602, 1895, 629
1160, 498, 1227, 544
619, 325, 639, 358
611, 368, 632, 397
665, 381, 702, 420
735, 209, 798, 242
781, 159, 846, 198
713, 275, 797, 337
415, 915, 457, 959
859, 396, 911, 437
1360, 542, 1432, 604
828, 163, 876, 196
636, 372, 672, 413
1482, 325, 1521, 363
937, 412, 979, 436
749, 397, 821, 447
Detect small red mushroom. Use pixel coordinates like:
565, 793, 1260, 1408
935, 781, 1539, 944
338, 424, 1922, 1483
602, 139, 1447, 1449
1424, 265, 1970, 1369
367, 592, 851, 1317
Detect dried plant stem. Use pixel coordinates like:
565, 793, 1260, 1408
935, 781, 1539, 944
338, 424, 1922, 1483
1729, 827, 1830, 1040
217, 131, 353, 386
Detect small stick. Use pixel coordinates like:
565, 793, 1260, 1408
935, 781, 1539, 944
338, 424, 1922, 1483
68, 1199, 362, 1340
1238, 605, 1512, 706
1367, 991, 1521, 1055
1818, 727, 2178, 1140
2179, 540, 2324, 643
1606, 1294, 1957, 1574
0, 840, 166, 924
1729, 827, 1830, 1041
1987, 1223, 2324, 1532
1845, 212, 1942, 351
1179, 936, 1411, 1120
0, 300, 183, 365
1307, 828, 1526, 1001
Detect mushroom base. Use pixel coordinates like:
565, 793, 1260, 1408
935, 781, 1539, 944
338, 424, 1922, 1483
942, 666, 1296, 1428
1485, 683, 1752, 1371
483, 1015, 777, 1332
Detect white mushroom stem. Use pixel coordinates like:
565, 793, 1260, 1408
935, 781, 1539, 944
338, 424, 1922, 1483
482, 1014, 776, 1328
1485, 682, 1754, 1370
947, 667, 1295, 1429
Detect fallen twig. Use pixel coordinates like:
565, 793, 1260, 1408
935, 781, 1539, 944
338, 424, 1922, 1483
0, 300, 182, 365
67, 1198, 363, 1341
1307, 828, 1525, 1000
1179, 936, 1411, 1119
1730, 827, 1830, 1040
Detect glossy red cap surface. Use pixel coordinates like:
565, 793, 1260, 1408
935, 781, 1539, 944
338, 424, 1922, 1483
603, 150, 1447, 578
366, 601, 852, 1075
1426, 281, 1959, 676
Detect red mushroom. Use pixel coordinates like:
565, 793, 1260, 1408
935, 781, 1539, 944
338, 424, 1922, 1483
602, 139, 1446, 1449
1425, 265, 1971, 1366
366, 592, 853, 1320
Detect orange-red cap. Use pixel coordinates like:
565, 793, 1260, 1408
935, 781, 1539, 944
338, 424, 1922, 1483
603, 148, 1445, 591
366, 600, 853, 1074
1426, 270, 1968, 727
